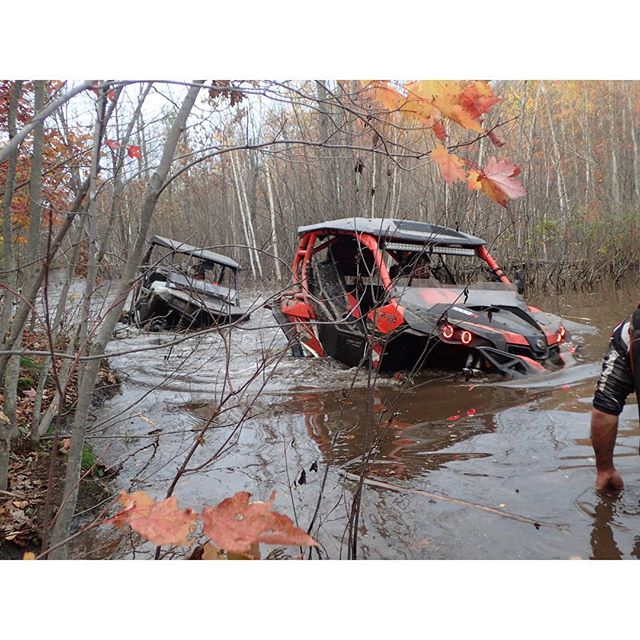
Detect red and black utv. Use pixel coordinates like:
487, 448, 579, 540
273, 217, 568, 377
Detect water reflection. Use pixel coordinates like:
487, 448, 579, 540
286, 386, 497, 480
589, 495, 640, 560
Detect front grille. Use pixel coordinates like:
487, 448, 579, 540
507, 345, 537, 360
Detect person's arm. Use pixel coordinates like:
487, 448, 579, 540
590, 407, 624, 491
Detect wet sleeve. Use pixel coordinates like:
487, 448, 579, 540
592, 337, 635, 416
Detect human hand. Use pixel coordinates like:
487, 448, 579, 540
596, 468, 624, 493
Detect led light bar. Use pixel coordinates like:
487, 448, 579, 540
385, 242, 476, 257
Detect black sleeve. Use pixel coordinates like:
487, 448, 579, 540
592, 332, 635, 416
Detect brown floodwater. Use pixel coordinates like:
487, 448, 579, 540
77, 281, 640, 559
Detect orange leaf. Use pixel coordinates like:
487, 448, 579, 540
202, 491, 317, 557
430, 144, 466, 184
105, 491, 197, 546
368, 81, 407, 114
407, 80, 485, 132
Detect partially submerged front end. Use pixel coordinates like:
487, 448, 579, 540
275, 217, 568, 377
129, 236, 248, 330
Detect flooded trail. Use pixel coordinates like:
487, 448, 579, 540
82, 283, 640, 559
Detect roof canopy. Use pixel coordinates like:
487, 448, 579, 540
150, 235, 240, 270
298, 217, 486, 248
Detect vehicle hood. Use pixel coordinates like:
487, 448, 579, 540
394, 283, 549, 354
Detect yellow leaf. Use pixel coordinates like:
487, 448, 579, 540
467, 170, 482, 191
23, 552, 37, 560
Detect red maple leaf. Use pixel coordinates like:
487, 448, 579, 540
127, 145, 142, 159
202, 491, 317, 558
105, 139, 120, 151
104, 491, 197, 547
473, 157, 526, 207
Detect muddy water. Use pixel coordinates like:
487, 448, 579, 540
80, 283, 640, 559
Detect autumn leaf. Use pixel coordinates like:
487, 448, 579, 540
105, 139, 120, 151
104, 490, 197, 546
432, 119, 447, 142
467, 169, 482, 191
368, 81, 408, 114
202, 491, 317, 558
107, 89, 117, 102
23, 552, 36, 560
127, 145, 142, 159
459, 81, 500, 120
408, 80, 483, 132
476, 157, 527, 207
487, 130, 505, 147
229, 90, 245, 107
430, 144, 467, 183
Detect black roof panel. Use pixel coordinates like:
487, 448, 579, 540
150, 235, 240, 270
297, 217, 485, 247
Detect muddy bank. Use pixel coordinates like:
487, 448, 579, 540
0, 350, 120, 560
82, 282, 640, 559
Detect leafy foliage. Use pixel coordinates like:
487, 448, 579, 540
363, 80, 526, 207
0, 80, 91, 233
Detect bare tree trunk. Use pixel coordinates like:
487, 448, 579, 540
77, 90, 107, 372
265, 161, 282, 281
370, 153, 377, 218
628, 92, 640, 205
541, 82, 567, 220
4, 82, 46, 434
583, 85, 592, 204
48, 81, 204, 558
230, 152, 258, 279
30, 215, 87, 441
97, 84, 152, 265
0, 80, 23, 491
609, 91, 620, 206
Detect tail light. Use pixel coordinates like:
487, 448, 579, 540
442, 324, 455, 339
441, 324, 474, 345
558, 325, 566, 341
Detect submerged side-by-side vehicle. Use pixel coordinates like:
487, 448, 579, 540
127, 235, 249, 330
274, 217, 569, 377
